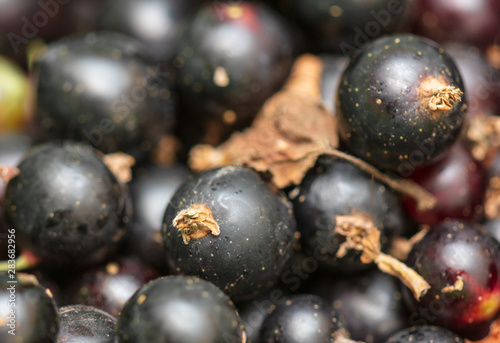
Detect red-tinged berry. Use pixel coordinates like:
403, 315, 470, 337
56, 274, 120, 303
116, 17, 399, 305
403, 221, 500, 340
403, 143, 487, 226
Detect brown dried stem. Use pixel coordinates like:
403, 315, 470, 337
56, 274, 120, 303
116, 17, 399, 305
442, 275, 464, 293
0, 166, 20, 183
388, 226, 429, 261
103, 152, 136, 183
172, 203, 220, 244
335, 212, 431, 300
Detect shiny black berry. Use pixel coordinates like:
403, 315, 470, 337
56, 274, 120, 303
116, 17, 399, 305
64, 256, 160, 318
162, 165, 296, 302
404, 221, 500, 340
293, 157, 407, 273
57, 305, 116, 343
129, 163, 191, 271
276, 0, 413, 54
337, 34, 467, 174
175, 1, 295, 147
0, 273, 59, 343
306, 269, 410, 342
385, 325, 465, 343
258, 294, 342, 343
33, 32, 175, 160
4, 141, 130, 269
116, 275, 245, 343
96, 0, 206, 64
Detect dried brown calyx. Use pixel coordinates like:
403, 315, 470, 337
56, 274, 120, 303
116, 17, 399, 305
388, 226, 429, 261
335, 212, 431, 300
103, 152, 136, 183
189, 54, 437, 211
172, 203, 220, 244
419, 76, 463, 112
152, 134, 181, 167
332, 330, 364, 343
0, 165, 20, 183
463, 115, 500, 162
442, 275, 464, 293
484, 174, 500, 220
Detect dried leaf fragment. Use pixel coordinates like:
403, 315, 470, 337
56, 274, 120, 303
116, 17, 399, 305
334, 212, 431, 300
173, 203, 220, 244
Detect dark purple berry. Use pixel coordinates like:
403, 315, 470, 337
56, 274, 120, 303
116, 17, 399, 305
175, 1, 295, 147
404, 221, 500, 340
162, 165, 296, 302
4, 141, 130, 269
0, 273, 58, 343
337, 34, 467, 174
293, 157, 407, 273
116, 275, 245, 343
385, 325, 465, 343
57, 305, 116, 343
64, 256, 160, 317
33, 32, 175, 160
258, 294, 342, 343
306, 269, 410, 342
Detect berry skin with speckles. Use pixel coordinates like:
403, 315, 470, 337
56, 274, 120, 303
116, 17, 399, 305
293, 157, 407, 273
33, 32, 175, 161
306, 269, 410, 343
403, 221, 500, 341
385, 325, 465, 343
174, 1, 295, 147
57, 305, 117, 343
162, 165, 296, 302
4, 141, 130, 269
116, 275, 246, 343
64, 256, 160, 318
258, 294, 343, 343
403, 142, 487, 226
336, 34, 467, 174
128, 163, 192, 271
0, 273, 59, 343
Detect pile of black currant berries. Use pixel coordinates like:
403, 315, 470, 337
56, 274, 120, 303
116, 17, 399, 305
2, 0, 500, 342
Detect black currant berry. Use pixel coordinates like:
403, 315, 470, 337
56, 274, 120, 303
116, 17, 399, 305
320, 55, 348, 114
129, 163, 191, 271
258, 294, 342, 343
0, 273, 59, 343
404, 221, 500, 340
33, 32, 175, 160
385, 325, 465, 343
175, 1, 295, 147
116, 275, 245, 343
57, 305, 116, 343
276, 0, 413, 54
306, 269, 410, 343
96, 0, 206, 64
162, 165, 296, 302
64, 256, 160, 318
337, 34, 467, 174
4, 141, 130, 269
293, 157, 407, 273
0, 133, 31, 203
